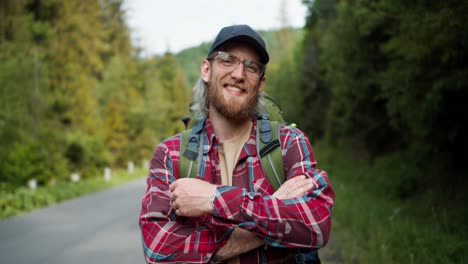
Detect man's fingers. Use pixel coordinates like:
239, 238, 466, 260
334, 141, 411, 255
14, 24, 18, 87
289, 180, 313, 197
295, 178, 315, 193
278, 176, 316, 199
169, 181, 176, 192
293, 177, 314, 189
167, 178, 217, 217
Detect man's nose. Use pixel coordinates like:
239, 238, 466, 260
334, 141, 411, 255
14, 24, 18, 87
230, 63, 246, 80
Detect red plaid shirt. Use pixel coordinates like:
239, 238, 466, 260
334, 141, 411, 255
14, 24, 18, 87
139, 119, 334, 263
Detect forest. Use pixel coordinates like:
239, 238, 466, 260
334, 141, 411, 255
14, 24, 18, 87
1, 0, 467, 262
0, 0, 190, 190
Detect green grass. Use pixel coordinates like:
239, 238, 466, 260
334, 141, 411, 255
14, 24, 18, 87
0, 167, 146, 220
313, 142, 467, 264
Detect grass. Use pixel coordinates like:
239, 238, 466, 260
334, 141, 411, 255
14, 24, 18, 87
0, 167, 146, 220
313, 142, 467, 264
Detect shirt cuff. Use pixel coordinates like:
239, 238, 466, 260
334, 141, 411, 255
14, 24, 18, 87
212, 185, 245, 221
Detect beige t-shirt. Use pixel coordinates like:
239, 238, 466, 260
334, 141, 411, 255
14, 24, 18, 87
218, 121, 253, 186
217, 121, 252, 264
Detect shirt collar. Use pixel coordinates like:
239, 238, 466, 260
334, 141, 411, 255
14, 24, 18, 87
203, 118, 259, 157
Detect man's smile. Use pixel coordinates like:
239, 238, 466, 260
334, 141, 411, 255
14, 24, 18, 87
223, 83, 246, 95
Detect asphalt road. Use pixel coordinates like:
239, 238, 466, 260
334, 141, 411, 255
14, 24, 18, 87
0, 177, 147, 264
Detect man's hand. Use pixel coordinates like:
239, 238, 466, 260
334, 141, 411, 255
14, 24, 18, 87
273, 175, 315, 199
169, 178, 217, 217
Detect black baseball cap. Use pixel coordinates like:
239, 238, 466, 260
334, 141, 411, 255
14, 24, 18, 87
208, 24, 269, 64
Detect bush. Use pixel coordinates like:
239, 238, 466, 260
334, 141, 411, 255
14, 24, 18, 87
314, 142, 467, 263
1, 138, 69, 188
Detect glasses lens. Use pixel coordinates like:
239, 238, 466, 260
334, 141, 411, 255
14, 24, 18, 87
218, 52, 238, 68
214, 52, 264, 78
244, 60, 261, 75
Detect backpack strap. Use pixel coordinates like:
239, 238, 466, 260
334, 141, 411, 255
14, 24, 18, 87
180, 116, 286, 191
257, 118, 320, 262
180, 119, 205, 178
257, 117, 285, 191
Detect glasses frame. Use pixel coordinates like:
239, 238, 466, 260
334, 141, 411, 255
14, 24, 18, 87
207, 51, 266, 79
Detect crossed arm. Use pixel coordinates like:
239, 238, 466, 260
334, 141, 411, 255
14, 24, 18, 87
207, 175, 315, 261
140, 130, 334, 263
140, 173, 316, 263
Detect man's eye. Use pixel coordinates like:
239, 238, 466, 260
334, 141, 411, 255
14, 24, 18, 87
245, 62, 259, 73
221, 58, 234, 65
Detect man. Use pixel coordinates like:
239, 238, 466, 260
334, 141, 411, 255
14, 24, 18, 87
139, 24, 334, 263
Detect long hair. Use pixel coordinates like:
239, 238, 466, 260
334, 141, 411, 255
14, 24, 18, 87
190, 77, 267, 120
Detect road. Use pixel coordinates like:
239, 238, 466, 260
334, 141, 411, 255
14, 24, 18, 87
0, 178, 147, 264
0, 177, 342, 264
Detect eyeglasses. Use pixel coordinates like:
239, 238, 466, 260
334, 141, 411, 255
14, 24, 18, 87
208, 51, 265, 79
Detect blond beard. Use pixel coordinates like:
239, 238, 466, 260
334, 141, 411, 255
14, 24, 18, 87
207, 81, 259, 122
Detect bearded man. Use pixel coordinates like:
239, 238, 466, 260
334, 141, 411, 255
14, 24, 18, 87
139, 24, 334, 264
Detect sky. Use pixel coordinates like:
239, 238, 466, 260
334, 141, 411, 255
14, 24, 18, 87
123, 0, 308, 56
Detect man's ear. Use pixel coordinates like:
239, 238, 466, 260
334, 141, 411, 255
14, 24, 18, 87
201, 60, 211, 82
257, 75, 266, 93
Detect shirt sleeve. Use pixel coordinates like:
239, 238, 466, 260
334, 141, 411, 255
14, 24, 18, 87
210, 126, 335, 249
139, 138, 231, 263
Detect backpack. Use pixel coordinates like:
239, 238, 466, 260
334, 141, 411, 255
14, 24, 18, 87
179, 115, 285, 189
178, 95, 320, 264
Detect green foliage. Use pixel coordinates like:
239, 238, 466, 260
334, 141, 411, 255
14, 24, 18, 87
159, 54, 190, 112
266, 40, 301, 122
1, 135, 68, 189
151, 53, 191, 136
378, 0, 468, 164
0, 0, 187, 190
175, 42, 211, 86
296, 1, 468, 262
315, 143, 468, 263
299, 0, 468, 165
316, 0, 398, 153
